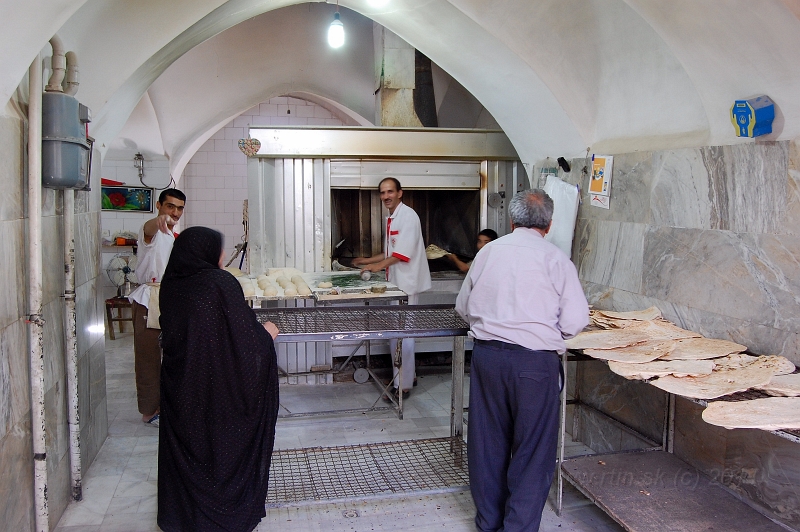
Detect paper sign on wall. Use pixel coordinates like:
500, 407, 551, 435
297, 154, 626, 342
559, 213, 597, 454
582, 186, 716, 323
590, 194, 610, 209
589, 155, 613, 196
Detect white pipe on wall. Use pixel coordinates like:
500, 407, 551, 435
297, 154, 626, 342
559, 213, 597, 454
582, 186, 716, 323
63, 51, 79, 96
63, 189, 82, 501
28, 52, 49, 532
45, 35, 65, 93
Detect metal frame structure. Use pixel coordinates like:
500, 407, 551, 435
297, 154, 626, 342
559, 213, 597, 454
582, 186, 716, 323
556, 349, 800, 529
254, 304, 469, 436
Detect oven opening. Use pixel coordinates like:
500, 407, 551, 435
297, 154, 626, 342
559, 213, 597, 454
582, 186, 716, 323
332, 189, 480, 272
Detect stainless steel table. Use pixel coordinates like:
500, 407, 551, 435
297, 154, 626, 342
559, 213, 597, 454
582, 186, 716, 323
254, 304, 469, 438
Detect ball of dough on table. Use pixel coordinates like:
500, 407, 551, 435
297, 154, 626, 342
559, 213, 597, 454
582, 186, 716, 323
291, 275, 304, 285
283, 287, 298, 297
263, 286, 278, 297
318, 281, 333, 289
276, 276, 291, 288
241, 283, 256, 297
257, 278, 272, 290
297, 285, 311, 296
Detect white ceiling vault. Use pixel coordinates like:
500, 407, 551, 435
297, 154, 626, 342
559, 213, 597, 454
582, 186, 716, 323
2, 0, 800, 174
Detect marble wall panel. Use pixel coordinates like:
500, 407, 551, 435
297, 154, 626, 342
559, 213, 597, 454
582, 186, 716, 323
75, 278, 103, 357
81, 398, 107, 467
783, 139, 800, 235
724, 426, 800, 527
642, 226, 800, 332
0, 220, 26, 330
75, 211, 100, 287
44, 372, 69, 473
89, 339, 107, 416
2, 320, 30, 439
577, 360, 666, 443
0, 115, 24, 222
720, 142, 788, 235
574, 219, 644, 293
42, 298, 66, 392
0, 417, 34, 531
41, 213, 65, 305
650, 147, 712, 229
47, 441, 72, 528
576, 151, 654, 224
672, 397, 727, 477
0, 327, 12, 443
40, 187, 61, 218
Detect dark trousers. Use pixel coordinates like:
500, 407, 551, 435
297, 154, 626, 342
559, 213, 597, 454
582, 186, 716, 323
133, 301, 161, 417
468, 340, 561, 532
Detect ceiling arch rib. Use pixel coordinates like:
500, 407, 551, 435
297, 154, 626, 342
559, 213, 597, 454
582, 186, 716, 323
148, 4, 377, 178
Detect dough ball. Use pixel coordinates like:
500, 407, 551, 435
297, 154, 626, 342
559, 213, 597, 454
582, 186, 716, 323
297, 285, 311, 296
263, 286, 278, 297
241, 283, 256, 297
257, 278, 272, 290
276, 276, 291, 288
268, 268, 284, 277
318, 281, 333, 289
283, 287, 298, 297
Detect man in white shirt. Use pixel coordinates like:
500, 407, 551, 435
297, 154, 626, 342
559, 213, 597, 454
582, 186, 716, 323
353, 177, 431, 400
456, 189, 588, 532
128, 188, 186, 427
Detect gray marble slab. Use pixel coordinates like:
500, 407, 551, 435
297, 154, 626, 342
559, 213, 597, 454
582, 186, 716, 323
0, 116, 24, 222
642, 226, 800, 332
0, 220, 26, 331
651, 147, 713, 229
574, 219, 644, 293
577, 151, 653, 224
75, 211, 101, 287
1, 320, 29, 436
0, 416, 34, 531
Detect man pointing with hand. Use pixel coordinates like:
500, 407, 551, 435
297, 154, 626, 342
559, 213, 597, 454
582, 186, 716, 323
128, 188, 186, 427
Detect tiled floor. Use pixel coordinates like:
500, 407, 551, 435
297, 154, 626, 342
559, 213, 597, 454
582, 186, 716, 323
55, 332, 621, 531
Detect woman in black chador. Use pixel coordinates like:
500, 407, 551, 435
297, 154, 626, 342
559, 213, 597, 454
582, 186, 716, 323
157, 226, 280, 532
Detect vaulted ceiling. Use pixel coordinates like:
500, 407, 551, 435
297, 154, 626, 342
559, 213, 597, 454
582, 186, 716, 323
2, 0, 799, 174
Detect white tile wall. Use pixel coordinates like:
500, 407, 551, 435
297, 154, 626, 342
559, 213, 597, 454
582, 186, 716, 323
179, 97, 347, 267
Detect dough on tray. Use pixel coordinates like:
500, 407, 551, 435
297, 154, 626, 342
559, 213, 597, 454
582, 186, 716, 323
756, 373, 800, 397
318, 281, 333, 289
584, 340, 677, 363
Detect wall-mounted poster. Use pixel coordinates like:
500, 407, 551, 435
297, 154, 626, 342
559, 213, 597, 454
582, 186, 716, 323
101, 186, 154, 212
590, 194, 610, 209
589, 155, 613, 196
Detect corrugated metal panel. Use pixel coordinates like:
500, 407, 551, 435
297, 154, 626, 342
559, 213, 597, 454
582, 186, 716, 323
330, 160, 481, 189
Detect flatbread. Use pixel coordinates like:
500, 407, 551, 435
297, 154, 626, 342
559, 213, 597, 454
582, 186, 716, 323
609, 359, 715, 380
596, 306, 662, 321
584, 341, 677, 363
702, 397, 800, 430
650, 354, 792, 399
756, 373, 800, 397
425, 244, 449, 260
714, 354, 795, 375
566, 319, 699, 351
659, 337, 746, 361
565, 327, 653, 350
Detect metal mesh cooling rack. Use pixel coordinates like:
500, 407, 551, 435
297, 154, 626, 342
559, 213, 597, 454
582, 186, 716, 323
254, 304, 469, 342
266, 436, 468, 506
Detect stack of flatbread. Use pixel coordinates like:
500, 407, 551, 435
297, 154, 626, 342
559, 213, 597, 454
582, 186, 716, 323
425, 244, 449, 260
569, 306, 800, 430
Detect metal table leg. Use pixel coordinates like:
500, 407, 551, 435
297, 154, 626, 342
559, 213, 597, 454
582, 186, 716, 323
557, 349, 568, 516
451, 336, 465, 440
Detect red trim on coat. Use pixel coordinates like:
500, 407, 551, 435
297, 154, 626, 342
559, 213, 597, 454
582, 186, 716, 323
389, 230, 399, 235
392, 252, 410, 262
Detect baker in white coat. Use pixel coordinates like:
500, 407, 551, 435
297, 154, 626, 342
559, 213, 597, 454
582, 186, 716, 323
128, 188, 186, 427
353, 177, 431, 400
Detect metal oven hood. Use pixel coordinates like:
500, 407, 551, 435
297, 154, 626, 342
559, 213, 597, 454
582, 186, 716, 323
246, 127, 527, 274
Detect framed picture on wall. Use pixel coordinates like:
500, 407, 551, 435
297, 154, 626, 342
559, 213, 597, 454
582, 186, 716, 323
101, 186, 154, 212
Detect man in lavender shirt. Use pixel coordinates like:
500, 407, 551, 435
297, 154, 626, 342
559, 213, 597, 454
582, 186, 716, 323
456, 189, 589, 532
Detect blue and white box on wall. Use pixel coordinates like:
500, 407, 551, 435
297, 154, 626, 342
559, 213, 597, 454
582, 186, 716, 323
730, 95, 774, 138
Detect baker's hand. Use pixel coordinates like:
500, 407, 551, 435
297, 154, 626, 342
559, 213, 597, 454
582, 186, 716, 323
156, 214, 177, 234
263, 321, 279, 340
352, 257, 367, 267
361, 264, 382, 273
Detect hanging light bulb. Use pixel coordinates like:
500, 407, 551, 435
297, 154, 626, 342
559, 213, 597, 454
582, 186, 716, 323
328, 11, 345, 48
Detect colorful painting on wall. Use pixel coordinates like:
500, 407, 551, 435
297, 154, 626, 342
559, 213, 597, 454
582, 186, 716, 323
101, 186, 154, 212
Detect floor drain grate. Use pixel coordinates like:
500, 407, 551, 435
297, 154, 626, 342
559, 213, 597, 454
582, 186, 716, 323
267, 436, 468, 506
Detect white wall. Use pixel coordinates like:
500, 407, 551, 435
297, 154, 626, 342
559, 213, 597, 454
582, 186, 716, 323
180, 96, 346, 267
